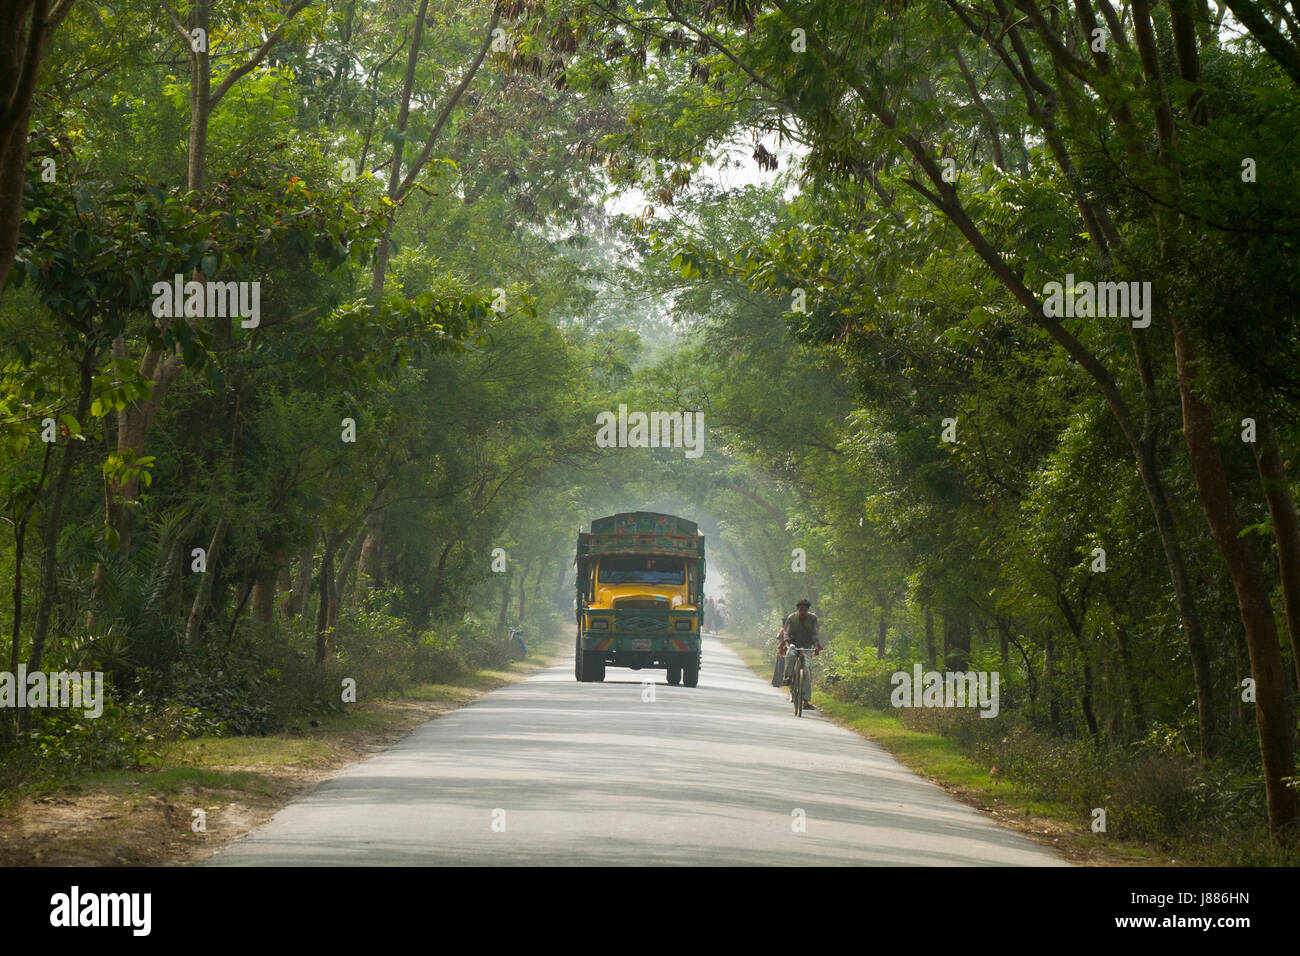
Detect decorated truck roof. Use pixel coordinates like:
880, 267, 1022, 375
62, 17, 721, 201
577, 512, 705, 557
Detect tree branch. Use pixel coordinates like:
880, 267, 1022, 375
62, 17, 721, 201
396, 6, 502, 199
158, 0, 191, 46
209, 0, 313, 109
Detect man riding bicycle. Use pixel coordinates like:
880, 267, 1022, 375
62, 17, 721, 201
777, 599, 821, 710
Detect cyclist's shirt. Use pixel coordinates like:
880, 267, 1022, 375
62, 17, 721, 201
782, 611, 819, 647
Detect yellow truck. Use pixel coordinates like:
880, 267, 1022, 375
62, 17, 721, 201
574, 512, 705, 686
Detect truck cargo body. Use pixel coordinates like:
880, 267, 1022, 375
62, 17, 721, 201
574, 512, 705, 686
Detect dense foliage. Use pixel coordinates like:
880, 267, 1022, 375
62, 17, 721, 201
2, 0, 1299, 858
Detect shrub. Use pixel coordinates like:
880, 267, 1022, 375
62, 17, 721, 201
332, 606, 419, 697
416, 626, 466, 682
0, 696, 158, 795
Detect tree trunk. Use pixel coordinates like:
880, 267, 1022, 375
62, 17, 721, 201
1044, 635, 1061, 729
497, 567, 513, 637
29, 346, 95, 675
186, 0, 211, 191
1138, 430, 1217, 759
229, 578, 255, 638
874, 594, 892, 660
1233, 626, 1250, 731
276, 563, 291, 610
252, 565, 278, 623
1171, 320, 1298, 837
332, 523, 367, 618
184, 512, 227, 646
0, 0, 72, 303
370, 0, 428, 293
1080, 659, 1100, 741
315, 536, 339, 663
9, 443, 51, 673
414, 539, 457, 627
924, 608, 936, 664
943, 608, 971, 670
6, 441, 51, 740
1253, 415, 1300, 690
106, 341, 183, 559
517, 556, 530, 622
758, 541, 777, 591
286, 530, 316, 619
356, 508, 384, 589
1105, 592, 1146, 735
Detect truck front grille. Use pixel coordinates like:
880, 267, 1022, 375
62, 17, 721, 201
617, 612, 669, 633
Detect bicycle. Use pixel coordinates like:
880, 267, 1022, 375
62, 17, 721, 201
786, 644, 812, 717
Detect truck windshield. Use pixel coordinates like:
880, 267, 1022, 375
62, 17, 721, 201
598, 556, 685, 585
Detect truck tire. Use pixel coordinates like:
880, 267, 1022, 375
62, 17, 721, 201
575, 635, 583, 681
683, 658, 699, 687
666, 664, 681, 685
585, 652, 605, 682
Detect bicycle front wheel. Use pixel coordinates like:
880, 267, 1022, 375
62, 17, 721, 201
792, 665, 803, 717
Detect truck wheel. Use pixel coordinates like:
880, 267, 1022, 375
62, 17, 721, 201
585, 653, 605, 682
683, 659, 699, 688
666, 664, 681, 685
575, 636, 583, 681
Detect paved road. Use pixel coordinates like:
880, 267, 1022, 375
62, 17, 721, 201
209, 636, 1066, 866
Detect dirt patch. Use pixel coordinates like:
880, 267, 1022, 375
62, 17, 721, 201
909, 774, 1141, 867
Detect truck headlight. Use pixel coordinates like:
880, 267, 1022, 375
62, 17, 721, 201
674, 618, 693, 632
590, 618, 610, 630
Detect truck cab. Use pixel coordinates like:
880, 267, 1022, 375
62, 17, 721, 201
574, 512, 705, 686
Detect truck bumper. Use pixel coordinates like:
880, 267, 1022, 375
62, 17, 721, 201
580, 633, 700, 666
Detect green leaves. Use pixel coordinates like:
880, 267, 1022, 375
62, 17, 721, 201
102, 448, 157, 491
381, 128, 419, 149
89, 361, 152, 419
59, 413, 84, 440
